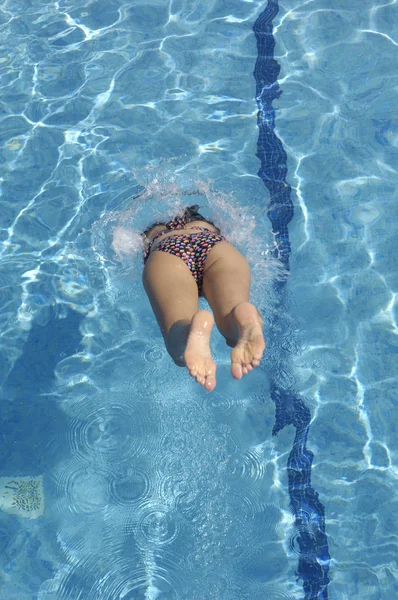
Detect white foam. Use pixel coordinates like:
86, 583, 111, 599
112, 226, 144, 259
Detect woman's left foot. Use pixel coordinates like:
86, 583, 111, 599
184, 310, 216, 391
230, 302, 265, 380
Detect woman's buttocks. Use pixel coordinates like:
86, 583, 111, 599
150, 221, 219, 253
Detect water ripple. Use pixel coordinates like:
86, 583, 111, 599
157, 472, 199, 517
258, 588, 297, 600
91, 563, 178, 600
252, 502, 286, 539
50, 554, 180, 600
66, 399, 154, 462
108, 468, 151, 509
289, 527, 317, 557
143, 343, 166, 363
53, 463, 109, 516
135, 506, 179, 548
232, 446, 266, 482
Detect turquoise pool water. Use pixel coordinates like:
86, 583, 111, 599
0, 0, 397, 598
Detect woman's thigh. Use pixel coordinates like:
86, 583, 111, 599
202, 241, 251, 330
142, 251, 199, 335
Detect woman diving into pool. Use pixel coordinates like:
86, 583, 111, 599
142, 204, 265, 392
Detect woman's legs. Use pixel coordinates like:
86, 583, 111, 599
142, 241, 265, 387
202, 241, 265, 379
142, 251, 216, 391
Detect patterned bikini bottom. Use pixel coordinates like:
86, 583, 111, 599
145, 231, 226, 295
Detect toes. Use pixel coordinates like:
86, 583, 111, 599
205, 376, 216, 392
187, 361, 216, 390
231, 359, 258, 380
196, 374, 216, 391
231, 362, 243, 380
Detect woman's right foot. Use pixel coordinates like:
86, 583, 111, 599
229, 302, 265, 380
184, 310, 216, 391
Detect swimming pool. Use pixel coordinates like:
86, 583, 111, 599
0, 0, 397, 598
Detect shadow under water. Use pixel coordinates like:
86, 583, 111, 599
1, 305, 83, 474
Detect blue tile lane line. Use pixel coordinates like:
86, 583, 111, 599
253, 3, 331, 598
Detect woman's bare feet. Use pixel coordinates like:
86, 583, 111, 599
184, 310, 216, 391
229, 302, 265, 380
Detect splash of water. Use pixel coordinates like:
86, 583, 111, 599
90, 167, 286, 311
